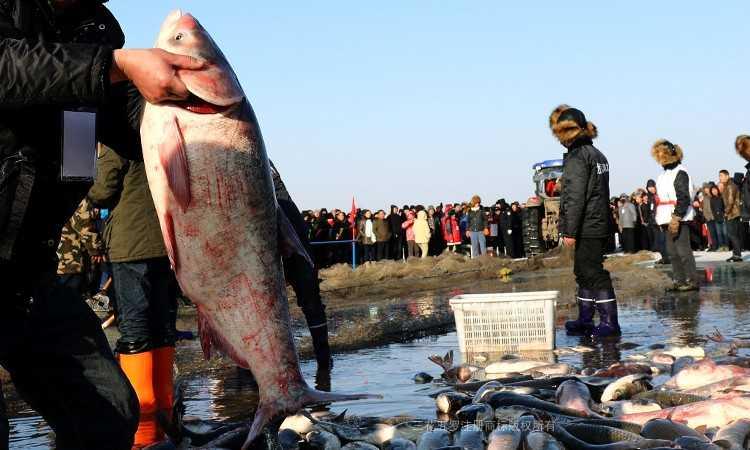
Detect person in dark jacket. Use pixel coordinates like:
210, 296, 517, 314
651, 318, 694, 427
736, 136, 750, 250
652, 140, 700, 291
0, 2, 206, 448
636, 192, 651, 251
373, 210, 392, 261
388, 205, 404, 260
701, 184, 719, 251
509, 202, 524, 257
466, 195, 488, 258
331, 211, 352, 264
710, 185, 727, 249
271, 163, 333, 371
719, 169, 743, 262
549, 105, 619, 337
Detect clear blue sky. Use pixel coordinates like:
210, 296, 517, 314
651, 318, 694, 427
111, 2, 750, 211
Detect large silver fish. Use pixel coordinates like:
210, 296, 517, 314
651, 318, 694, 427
140, 10, 377, 449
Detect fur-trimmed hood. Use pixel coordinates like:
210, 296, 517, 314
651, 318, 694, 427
548, 104, 598, 148
651, 139, 683, 167
736, 135, 750, 162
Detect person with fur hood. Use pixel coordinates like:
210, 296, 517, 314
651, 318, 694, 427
549, 105, 620, 337
651, 140, 700, 291
736, 135, 750, 232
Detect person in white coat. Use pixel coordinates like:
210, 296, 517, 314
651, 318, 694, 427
651, 140, 699, 291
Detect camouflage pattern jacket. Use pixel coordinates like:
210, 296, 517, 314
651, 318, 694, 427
56, 197, 103, 275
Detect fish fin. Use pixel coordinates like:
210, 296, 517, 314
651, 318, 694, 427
299, 387, 382, 406
196, 307, 213, 359
332, 409, 348, 423
161, 212, 179, 270
277, 206, 313, 267
178, 63, 244, 107
160, 116, 191, 213
196, 307, 238, 365
428, 355, 448, 371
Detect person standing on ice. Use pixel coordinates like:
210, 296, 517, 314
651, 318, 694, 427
651, 140, 700, 291
549, 105, 621, 337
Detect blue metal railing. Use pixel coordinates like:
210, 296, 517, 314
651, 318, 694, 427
309, 239, 358, 269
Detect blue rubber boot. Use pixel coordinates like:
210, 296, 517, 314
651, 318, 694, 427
592, 289, 621, 337
565, 288, 596, 335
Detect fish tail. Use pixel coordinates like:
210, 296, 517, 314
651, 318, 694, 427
242, 402, 274, 450
241, 388, 381, 450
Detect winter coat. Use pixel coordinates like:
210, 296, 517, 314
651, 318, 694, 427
442, 215, 461, 244
742, 164, 750, 221
559, 139, 611, 238
710, 196, 725, 222
722, 180, 741, 221
388, 212, 404, 238
467, 207, 487, 232
55, 197, 103, 275
618, 202, 637, 229
0, 0, 136, 280
646, 192, 658, 224
499, 209, 513, 234
332, 219, 352, 241
701, 195, 714, 222
87, 145, 166, 263
373, 218, 392, 243
413, 210, 431, 244
488, 214, 500, 237
510, 210, 523, 232
358, 219, 376, 245
655, 164, 695, 224
401, 212, 416, 241
637, 203, 650, 226
459, 214, 469, 239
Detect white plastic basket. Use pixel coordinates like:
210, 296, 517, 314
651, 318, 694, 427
449, 291, 558, 353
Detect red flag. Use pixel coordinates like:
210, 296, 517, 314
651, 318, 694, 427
349, 196, 357, 238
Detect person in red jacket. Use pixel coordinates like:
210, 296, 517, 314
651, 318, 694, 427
442, 208, 462, 252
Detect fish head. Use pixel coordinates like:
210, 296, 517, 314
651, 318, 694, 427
156, 10, 245, 112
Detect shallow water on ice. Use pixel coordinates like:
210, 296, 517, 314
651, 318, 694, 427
5, 263, 750, 448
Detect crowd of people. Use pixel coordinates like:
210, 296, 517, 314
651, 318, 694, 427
302, 167, 750, 271
612, 167, 750, 263
302, 196, 527, 267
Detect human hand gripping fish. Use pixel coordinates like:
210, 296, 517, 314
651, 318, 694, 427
139, 10, 380, 449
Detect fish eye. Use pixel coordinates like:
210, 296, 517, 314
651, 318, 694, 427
175, 32, 184, 41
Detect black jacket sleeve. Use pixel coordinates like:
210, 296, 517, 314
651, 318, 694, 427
560, 154, 589, 237
673, 170, 690, 217
0, 8, 114, 109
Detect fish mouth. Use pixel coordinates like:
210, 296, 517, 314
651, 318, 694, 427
175, 94, 237, 115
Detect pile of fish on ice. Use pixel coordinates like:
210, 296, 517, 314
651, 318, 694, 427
270, 333, 750, 450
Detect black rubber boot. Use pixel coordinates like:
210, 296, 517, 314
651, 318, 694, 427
565, 289, 596, 335
592, 291, 621, 337
310, 324, 333, 371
